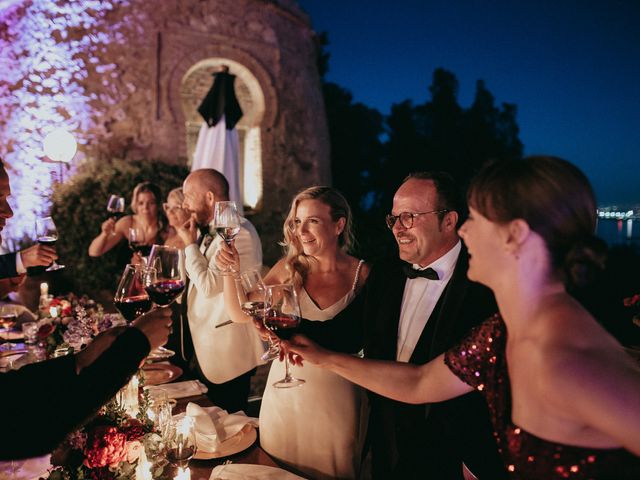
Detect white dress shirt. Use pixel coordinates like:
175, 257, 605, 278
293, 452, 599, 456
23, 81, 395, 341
396, 241, 461, 362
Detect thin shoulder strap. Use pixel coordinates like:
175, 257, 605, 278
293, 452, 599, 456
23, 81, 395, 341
350, 259, 365, 293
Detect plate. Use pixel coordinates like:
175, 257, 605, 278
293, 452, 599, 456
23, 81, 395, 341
0, 330, 23, 341
142, 363, 182, 386
147, 347, 176, 362
193, 424, 257, 460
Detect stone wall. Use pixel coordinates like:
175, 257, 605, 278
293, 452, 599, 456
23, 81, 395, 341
0, 0, 329, 263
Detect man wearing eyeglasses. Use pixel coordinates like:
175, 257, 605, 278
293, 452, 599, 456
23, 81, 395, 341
298, 172, 506, 480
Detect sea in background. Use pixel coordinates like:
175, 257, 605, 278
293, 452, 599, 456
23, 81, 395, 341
597, 218, 640, 249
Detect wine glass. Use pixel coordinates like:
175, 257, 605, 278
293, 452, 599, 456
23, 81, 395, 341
0, 305, 18, 351
144, 245, 185, 307
264, 283, 305, 388
128, 227, 151, 257
237, 269, 278, 361
165, 416, 196, 468
113, 264, 152, 322
213, 201, 241, 275
35, 217, 65, 271
106, 194, 125, 219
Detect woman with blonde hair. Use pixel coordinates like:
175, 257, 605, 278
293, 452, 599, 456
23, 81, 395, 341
216, 185, 369, 480
163, 187, 190, 249
88, 182, 166, 260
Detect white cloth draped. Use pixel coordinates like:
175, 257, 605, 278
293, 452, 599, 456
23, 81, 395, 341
191, 116, 243, 215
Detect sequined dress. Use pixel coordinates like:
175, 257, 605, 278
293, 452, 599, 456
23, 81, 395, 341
444, 314, 640, 480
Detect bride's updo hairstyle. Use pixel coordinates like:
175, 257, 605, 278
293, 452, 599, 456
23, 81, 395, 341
467, 156, 602, 281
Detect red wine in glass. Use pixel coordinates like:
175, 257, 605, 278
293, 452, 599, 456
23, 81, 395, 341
0, 313, 17, 331
145, 279, 185, 307
129, 242, 152, 257
38, 235, 57, 247
114, 295, 152, 321
264, 312, 300, 340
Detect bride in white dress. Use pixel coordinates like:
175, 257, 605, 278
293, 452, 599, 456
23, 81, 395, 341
216, 186, 369, 479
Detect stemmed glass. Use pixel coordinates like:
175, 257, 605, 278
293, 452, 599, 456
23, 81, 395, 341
113, 264, 152, 322
35, 217, 65, 271
106, 195, 125, 219
128, 227, 151, 257
165, 416, 196, 468
264, 283, 305, 388
213, 201, 241, 275
0, 305, 18, 351
237, 269, 278, 361
144, 245, 186, 307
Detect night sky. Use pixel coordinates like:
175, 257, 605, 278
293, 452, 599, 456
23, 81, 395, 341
297, 0, 640, 207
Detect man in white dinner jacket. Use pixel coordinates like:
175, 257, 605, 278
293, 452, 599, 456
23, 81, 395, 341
177, 168, 265, 412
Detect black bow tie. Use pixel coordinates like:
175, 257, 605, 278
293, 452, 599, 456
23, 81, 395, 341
402, 264, 439, 280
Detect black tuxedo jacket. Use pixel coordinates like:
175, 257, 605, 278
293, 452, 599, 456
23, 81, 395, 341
301, 249, 507, 480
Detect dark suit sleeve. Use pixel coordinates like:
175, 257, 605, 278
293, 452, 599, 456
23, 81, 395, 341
0, 327, 150, 460
298, 282, 368, 354
0, 252, 18, 279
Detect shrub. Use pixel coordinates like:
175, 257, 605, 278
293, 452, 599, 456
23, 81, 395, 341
51, 158, 189, 296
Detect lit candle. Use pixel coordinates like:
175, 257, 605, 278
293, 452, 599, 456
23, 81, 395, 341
175, 467, 191, 480
40, 282, 48, 296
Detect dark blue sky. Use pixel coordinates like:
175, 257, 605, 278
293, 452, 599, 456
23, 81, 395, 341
298, 0, 640, 206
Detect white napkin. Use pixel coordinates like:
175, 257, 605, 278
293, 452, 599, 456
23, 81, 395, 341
144, 380, 207, 399
0, 454, 51, 480
209, 464, 307, 480
186, 403, 258, 452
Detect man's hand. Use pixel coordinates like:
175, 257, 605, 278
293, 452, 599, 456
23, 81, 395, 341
131, 308, 172, 351
214, 241, 240, 272
176, 214, 198, 246
20, 244, 57, 268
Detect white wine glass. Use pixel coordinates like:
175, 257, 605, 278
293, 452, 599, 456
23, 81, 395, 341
213, 201, 240, 276
35, 217, 64, 271
264, 283, 305, 388
237, 269, 278, 361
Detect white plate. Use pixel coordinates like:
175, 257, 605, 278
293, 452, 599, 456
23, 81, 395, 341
193, 424, 257, 460
147, 347, 175, 362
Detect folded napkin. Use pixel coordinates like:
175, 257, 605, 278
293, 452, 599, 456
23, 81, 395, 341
186, 403, 258, 453
144, 379, 207, 399
210, 464, 307, 480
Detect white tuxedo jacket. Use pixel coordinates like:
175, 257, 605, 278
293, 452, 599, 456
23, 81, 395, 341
184, 217, 265, 384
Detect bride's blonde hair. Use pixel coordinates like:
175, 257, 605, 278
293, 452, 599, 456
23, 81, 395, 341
281, 186, 354, 290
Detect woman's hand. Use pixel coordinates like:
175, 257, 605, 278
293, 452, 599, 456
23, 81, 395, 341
130, 252, 145, 266
215, 241, 240, 272
101, 217, 117, 236
282, 334, 330, 367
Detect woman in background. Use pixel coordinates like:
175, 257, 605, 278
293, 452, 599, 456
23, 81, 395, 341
88, 182, 166, 262
216, 186, 369, 480
163, 187, 190, 249
287, 157, 640, 479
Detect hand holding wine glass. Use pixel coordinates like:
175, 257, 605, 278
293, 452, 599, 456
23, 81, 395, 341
35, 217, 65, 271
264, 283, 305, 388
213, 201, 241, 275
128, 227, 151, 257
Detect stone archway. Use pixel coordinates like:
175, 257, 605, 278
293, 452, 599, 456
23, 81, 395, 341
180, 58, 265, 210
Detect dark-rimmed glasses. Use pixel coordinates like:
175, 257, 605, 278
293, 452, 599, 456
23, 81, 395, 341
385, 210, 449, 229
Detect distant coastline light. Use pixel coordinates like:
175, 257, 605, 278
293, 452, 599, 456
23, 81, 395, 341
43, 128, 77, 163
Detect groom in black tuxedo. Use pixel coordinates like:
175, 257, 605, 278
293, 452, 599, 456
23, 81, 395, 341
300, 172, 507, 479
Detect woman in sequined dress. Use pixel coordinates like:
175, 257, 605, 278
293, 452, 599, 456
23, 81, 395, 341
287, 156, 640, 479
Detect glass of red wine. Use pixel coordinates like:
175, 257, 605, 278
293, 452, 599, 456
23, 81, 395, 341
113, 264, 152, 322
264, 283, 305, 388
213, 201, 241, 275
35, 216, 65, 271
144, 245, 185, 307
106, 195, 125, 219
128, 227, 151, 257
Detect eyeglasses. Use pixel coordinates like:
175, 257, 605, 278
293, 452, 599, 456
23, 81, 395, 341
163, 203, 183, 214
385, 210, 449, 229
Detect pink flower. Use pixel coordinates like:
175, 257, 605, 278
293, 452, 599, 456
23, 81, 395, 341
37, 323, 56, 339
623, 294, 640, 307
125, 440, 143, 463
83, 426, 127, 468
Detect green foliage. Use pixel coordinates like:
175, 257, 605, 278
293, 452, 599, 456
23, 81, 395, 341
50, 159, 189, 295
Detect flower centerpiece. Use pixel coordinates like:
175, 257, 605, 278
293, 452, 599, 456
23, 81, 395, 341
46, 391, 168, 480
36, 293, 124, 357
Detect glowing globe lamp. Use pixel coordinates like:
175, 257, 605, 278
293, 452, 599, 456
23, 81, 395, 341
43, 129, 77, 163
